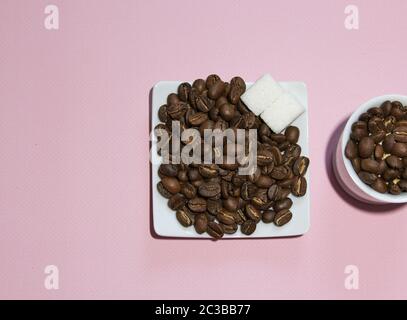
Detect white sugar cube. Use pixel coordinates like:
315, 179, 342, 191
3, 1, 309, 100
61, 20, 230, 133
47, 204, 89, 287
260, 92, 305, 133
241, 74, 284, 115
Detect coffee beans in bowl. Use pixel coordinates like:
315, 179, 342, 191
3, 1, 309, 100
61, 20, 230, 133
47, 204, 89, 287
345, 100, 407, 195
153, 75, 310, 239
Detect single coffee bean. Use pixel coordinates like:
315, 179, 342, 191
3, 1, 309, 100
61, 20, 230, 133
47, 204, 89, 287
159, 163, 179, 177
391, 143, 407, 157
273, 198, 293, 212
371, 178, 387, 193
241, 182, 257, 200
262, 210, 276, 223
271, 166, 289, 180
351, 158, 361, 173
386, 155, 403, 169
251, 189, 269, 208
285, 126, 300, 144
188, 112, 208, 126
167, 101, 188, 120
206, 74, 221, 89
360, 159, 380, 174
267, 184, 280, 200
371, 131, 386, 144
374, 145, 384, 160
245, 204, 261, 222
158, 105, 168, 122
222, 223, 238, 234
393, 126, 407, 143
198, 182, 221, 198
195, 95, 213, 112
241, 220, 256, 235
274, 209, 292, 227
228, 76, 246, 104
157, 181, 173, 199
181, 183, 197, 199
389, 182, 401, 195
223, 197, 239, 212
176, 207, 194, 227
292, 176, 307, 197
187, 197, 207, 213
216, 208, 236, 225
256, 149, 274, 166
219, 103, 236, 121
207, 199, 222, 215
255, 175, 274, 188
383, 135, 396, 153
358, 137, 375, 158
293, 156, 310, 176
192, 79, 206, 93
167, 93, 179, 105
208, 80, 225, 100
383, 168, 400, 181
377, 159, 387, 175
161, 176, 181, 194
399, 180, 407, 191
168, 193, 186, 210
345, 140, 358, 159
275, 188, 291, 201
206, 221, 224, 239
194, 213, 208, 234
178, 82, 191, 102
233, 209, 247, 225
358, 171, 377, 185
381, 101, 393, 116
198, 164, 218, 178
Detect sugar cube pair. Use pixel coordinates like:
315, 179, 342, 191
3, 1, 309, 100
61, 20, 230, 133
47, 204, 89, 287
241, 74, 305, 133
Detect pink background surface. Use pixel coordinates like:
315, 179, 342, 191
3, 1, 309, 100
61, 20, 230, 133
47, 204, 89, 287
1, 0, 407, 299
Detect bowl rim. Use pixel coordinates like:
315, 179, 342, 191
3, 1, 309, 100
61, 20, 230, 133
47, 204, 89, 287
341, 94, 407, 203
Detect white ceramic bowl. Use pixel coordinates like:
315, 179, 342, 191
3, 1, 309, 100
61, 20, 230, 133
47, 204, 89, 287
334, 94, 407, 204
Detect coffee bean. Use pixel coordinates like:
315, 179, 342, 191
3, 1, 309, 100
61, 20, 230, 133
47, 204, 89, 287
285, 126, 300, 144
271, 166, 289, 180
168, 194, 186, 210
360, 159, 380, 174
383, 168, 399, 181
251, 189, 269, 208
391, 143, 407, 157
194, 213, 208, 234
393, 126, 407, 143
399, 180, 407, 191
178, 82, 191, 102
219, 103, 236, 121
358, 137, 375, 158
208, 80, 225, 100
345, 140, 358, 159
255, 175, 274, 188
223, 197, 239, 212
188, 112, 208, 126
273, 198, 293, 212
275, 188, 291, 201
206, 199, 222, 215
176, 207, 194, 227
167, 101, 188, 120
386, 155, 403, 169
358, 171, 377, 185
383, 135, 396, 153
188, 197, 207, 213
157, 181, 173, 199
206, 74, 221, 89
241, 220, 256, 235
222, 223, 238, 234
274, 209, 292, 227
267, 184, 280, 200
207, 221, 224, 239
374, 145, 384, 160
351, 158, 361, 173
167, 93, 180, 105
228, 76, 246, 104
161, 176, 181, 194
389, 182, 401, 195
198, 182, 221, 198
216, 208, 236, 225
256, 149, 274, 166
371, 178, 387, 193
195, 95, 213, 112
158, 105, 168, 122
181, 183, 197, 199
262, 210, 276, 223
159, 164, 179, 177
292, 156, 310, 176
245, 204, 261, 222
292, 176, 307, 197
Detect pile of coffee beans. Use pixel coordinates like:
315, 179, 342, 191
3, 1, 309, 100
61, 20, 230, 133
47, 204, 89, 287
155, 75, 310, 239
345, 101, 407, 194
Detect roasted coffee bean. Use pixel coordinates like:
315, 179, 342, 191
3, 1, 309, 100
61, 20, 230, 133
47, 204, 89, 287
292, 176, 307, 197
273, 198, 293, 212
216, 208, 236, 225
206, 74, 221, 89
198, 164, 218, 178
274, 209, 292, 226
377, 160, 387, 175
207, 199, 222, 215
262, 210, 276, 223
233, 209, 247, 225
358, 171, 377, 185
208, 80, 225, 100
345, 140, 358, 159
245, 204, 261, 222
222, 197, 238, 212
167, 93, 179, 105
206, 221, 224, 239
188, 197, 207, 212
167, 101, 187, 120
393, 126, 407, 143
161, 176, 181, 194
293, 156, 310, 176
275, 188, 291, 201
168, 194, 186, 210
271, 166, 289, 180
285, 126, 300, 144
176, 207, 194, 227
222, 223, 238, 234
383, 168, 399, 181
389, 182, 401, 195
381, 101, 393, 116
383, 135, 396, 153
360, 159, 380, 174
157, 181, 173, 199
386, 155, 403, 169
255, 175, 274, 188
195, 95, 213, 112
399, 179, 407, 191
358, 137, 375, 158
371, 131, 386, 144
194, 213, 208, 234
181, 183, 197, 199
371, 178, 387, 193
241, 220, 256, 235
228, 76, 246, 104
178, 82, 191, 102
392, 143, 407, 157
256, 149, 274, 166
219, 103, 236, 121
158, 105, 168, 122
192, 79, 206, 93
188, 112, 208, 126
267, 184, 280, 200
159, 164, 179, 177
351, 121, 368, 141
251, 189, 269, 208
351, 158, 361, 173
375, 145, 384, 160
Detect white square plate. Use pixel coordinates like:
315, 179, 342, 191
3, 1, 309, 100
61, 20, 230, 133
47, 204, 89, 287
151, 81, 310, 238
